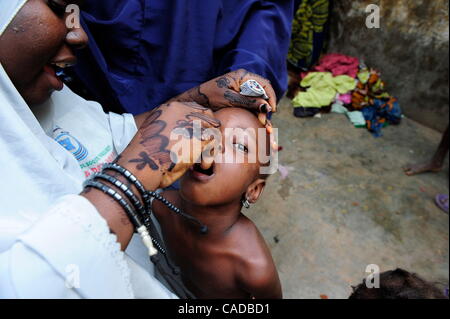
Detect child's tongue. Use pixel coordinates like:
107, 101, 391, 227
43, 65, 64, 91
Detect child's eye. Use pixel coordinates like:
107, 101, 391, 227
47, 0, 67, 17
234, 143, 248, 153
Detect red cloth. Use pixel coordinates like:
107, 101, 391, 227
301, 53, 360, 79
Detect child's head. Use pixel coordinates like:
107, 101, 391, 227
349, 268, 448, 299
180, 107, 273, 208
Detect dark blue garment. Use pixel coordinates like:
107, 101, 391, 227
73, 0, 295, 115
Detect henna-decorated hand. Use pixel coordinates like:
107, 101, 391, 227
118, 102, 221, 189
171, 69, 277, 129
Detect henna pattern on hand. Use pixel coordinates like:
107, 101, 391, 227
186, 112, 221, 128
129, 151, 160, 170
172, 87, 211, 108
138, 132, 172, 171
180, 101, 210, 111
174, 112, 221, 141
238, 70, 269, 83
170, 87, 197, 103
194, 86, 211, 108
173, 119, 196, 139
140, 109, 163, 130
216, 76, 231, 89
129, 103, 220, 173
129, 109, 172, 171
224, 90, 257, 107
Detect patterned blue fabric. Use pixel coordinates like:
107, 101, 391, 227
362, 98, 402, 137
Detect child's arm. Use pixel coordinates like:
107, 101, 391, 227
234, 225, 282, 299
236, 253, 282, 299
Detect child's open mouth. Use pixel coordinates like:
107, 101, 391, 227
42, 62, 73, 92
190, 162, 215, 182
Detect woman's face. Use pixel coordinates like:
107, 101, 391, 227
0, 0, 88, 105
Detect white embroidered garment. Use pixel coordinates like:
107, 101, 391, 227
0, 0, 175, 299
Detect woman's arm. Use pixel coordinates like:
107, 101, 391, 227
169, 69, 277, 127
217, 0, 294, 101
1, 102, 212, 299
0, 195, 135, 299
134, 69, 277, 131
134, 112, 148, 129
82, 101, 220, 250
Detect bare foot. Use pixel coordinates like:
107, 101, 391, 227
403, 161, 443, 176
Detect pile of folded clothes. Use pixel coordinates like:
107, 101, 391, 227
292, 53, 402, 137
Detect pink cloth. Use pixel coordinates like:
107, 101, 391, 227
338, 93, 352, 104
313, 53, 359, 78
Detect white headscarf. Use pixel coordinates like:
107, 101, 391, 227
0, 0, 86, 251
0, 2, 178, 299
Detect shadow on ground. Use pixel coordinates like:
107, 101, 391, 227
246, 97, 449, 299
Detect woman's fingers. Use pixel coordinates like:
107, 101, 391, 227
233, 69, 277, 112
262, 83, 277, 113
258, 103, 273, 114
223, 90, 264, 110
258, 113, 267, 126
223, 89, 273, 113
200, 141, 217, 170
188, 111, 221, 130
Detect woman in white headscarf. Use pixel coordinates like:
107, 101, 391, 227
0, 0, 222, 299
0, 0, 277, 299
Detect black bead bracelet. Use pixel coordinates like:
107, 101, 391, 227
102, 163, 147, 202
92, 173, 146, 219
83, 180, 144, 229
102, 163, 208, 234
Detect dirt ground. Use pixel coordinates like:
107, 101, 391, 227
246, 97, 449, 299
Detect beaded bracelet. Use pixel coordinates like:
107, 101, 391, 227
102, 163, 148, 204
83, 179, 157, 256
101, 163, 154, 227
83, 180, 143, 228
103, 163, 208, 234
92, 173, 166, 255
92, 173, 146, 218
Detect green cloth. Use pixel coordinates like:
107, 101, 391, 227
357, 69, 370, 84
331, 103, 366, 128
292, 72, 357, 108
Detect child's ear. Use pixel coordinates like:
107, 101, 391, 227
245, 179, 266, 204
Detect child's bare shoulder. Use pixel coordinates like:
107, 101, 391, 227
229, 215, 282, 298
230, 216, 273, 270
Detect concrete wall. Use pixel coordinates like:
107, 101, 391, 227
328, 0, 449, 132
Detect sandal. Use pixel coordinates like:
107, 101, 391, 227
435, 194, 449, 214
